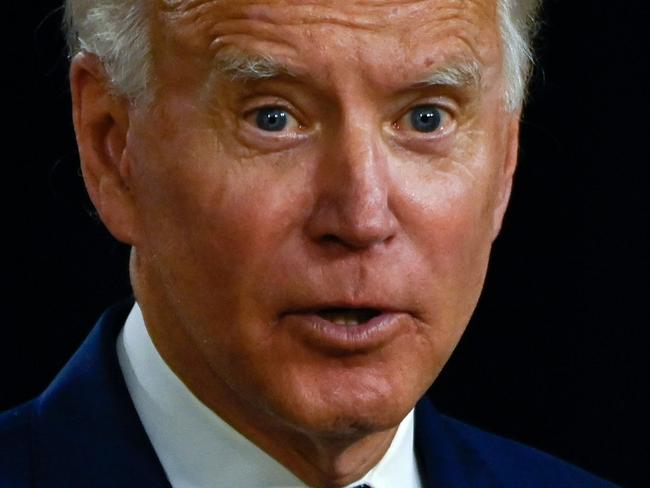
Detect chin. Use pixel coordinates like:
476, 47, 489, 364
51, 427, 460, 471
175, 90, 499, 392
267, 369, 422, 439
285, 404, 409, 441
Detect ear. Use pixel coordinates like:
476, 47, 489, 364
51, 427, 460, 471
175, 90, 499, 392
490, 111, 520, 240
70, 52, 138, 245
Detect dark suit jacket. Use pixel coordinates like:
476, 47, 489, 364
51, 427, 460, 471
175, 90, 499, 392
1, 302, 617, 487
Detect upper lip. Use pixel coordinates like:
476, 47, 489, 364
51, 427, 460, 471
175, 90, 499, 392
281, 301, 403, 317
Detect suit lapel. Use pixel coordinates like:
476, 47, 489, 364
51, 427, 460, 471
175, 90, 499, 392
32, 300, 171, 487
414, 397, 500, 488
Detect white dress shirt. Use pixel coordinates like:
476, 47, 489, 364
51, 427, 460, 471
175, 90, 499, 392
117, 303, 422, 488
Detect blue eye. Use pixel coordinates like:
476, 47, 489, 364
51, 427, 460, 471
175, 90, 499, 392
409, 105, 443, 133
256, 107, 288, 132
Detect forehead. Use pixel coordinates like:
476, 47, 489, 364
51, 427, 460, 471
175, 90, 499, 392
153, 0, 500, 89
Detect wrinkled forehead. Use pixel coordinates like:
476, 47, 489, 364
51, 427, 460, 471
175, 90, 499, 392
151, 0, 501, 90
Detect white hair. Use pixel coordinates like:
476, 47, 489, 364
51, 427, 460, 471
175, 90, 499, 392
497, 0, 541, 110
64, 0, 541, 111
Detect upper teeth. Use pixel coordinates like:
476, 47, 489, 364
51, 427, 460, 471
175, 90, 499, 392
318, 310, 376, 325
328, 313, 361, 326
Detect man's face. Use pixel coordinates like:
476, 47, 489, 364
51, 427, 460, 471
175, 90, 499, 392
122, 0, 516, 437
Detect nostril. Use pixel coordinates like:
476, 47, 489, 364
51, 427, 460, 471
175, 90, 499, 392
318, 232, 394, 251
321, 234, 341, 244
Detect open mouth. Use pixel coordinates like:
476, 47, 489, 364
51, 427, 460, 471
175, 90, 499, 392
313, 307, 383, 326
281, 305, 405, 350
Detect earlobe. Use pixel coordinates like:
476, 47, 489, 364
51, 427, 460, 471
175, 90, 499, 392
491, 112, 521, 240
70, 52, 138, 245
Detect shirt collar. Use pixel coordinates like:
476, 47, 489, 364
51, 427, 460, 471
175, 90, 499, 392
117, 303, 421, 488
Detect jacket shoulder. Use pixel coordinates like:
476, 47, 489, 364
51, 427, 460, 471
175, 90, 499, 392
440, 414, 618, 487
0, 400, 35, 487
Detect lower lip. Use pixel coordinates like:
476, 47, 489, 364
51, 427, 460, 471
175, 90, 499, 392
280, 312, 408, 352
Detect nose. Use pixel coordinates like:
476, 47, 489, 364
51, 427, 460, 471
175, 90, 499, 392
305, 120, 399, 251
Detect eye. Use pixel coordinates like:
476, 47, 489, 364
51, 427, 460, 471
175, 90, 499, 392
240, 102, 308, 151
254, 106, 292, 132
407, 104, 445, 133
390, 102, 456, 151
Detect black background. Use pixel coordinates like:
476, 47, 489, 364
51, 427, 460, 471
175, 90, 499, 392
3, 1, 648, 487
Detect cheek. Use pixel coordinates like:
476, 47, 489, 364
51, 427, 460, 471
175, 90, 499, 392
395, 154, 501, 330
181, 169, 311, 312
406, 170, 494, 263
407, 124, 506, 263
130, 96, 300, 252
130, 132, 313, 319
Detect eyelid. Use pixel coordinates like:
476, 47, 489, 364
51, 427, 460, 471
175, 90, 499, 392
236, 101, 311, 153
240, 95, 306, 124
242, 102, 290, 118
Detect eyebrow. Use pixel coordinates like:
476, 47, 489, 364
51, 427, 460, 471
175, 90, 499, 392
212, 49, 482, 92
412, 59, 483, 91
213, 51, 293, 81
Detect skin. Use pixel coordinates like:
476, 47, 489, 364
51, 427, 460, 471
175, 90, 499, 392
70, 0, 520, 486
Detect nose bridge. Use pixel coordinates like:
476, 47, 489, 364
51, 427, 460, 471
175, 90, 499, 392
307, 108, 398, 249
340, 117, 387, 215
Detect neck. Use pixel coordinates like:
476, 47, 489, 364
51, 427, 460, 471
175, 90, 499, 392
130, 252, 400, 487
